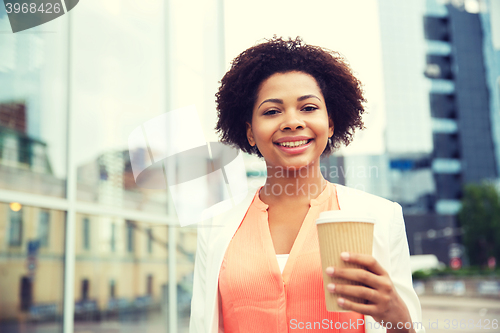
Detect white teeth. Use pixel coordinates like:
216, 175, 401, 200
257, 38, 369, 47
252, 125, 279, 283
277, 140, 309, 147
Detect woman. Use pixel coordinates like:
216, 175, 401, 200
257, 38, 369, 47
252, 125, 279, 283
190, 37, 424, 333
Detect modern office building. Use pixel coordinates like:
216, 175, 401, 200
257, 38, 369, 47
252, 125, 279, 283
408, 0, 500, 262
480, 0, 500, 178
327, 0, 500, 264
425, 0, 499, 215
0, 108, 198, 326
0, 0, 225, 332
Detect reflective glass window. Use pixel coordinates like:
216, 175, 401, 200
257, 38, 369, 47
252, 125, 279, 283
0, 12, 68, 198
72, 214, 194, 331
0, 204, 65, 332
38, 210, 50, 247
8, 208, 23, 246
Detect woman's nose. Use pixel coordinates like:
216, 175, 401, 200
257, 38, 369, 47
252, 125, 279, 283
280, 111, 305, 131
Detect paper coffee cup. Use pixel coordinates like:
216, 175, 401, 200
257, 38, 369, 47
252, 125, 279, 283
316, 211, 375, 312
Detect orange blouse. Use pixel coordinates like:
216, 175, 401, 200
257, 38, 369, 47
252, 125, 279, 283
218, 182, 365, 332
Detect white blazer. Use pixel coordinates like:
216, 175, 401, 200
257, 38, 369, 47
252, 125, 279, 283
189, 184, 425, 333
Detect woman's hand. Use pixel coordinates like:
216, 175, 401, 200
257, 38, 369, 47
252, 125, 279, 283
325, 252, 416, 333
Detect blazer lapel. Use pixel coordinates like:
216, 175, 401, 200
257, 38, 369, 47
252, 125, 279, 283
207, 189, 257, 333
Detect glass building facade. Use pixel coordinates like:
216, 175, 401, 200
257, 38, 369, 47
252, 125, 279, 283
480, 0, 500, 178
424, 0, 499, 215
0, 0, 224, 332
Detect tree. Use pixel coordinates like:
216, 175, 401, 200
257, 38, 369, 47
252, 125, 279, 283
457, 182, 500, 266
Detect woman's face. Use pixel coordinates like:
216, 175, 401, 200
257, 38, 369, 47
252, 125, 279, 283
246, 71, 334, 171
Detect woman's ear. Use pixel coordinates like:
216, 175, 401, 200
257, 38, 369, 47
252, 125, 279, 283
246, 122, 255, 146
328, 117, 334, 138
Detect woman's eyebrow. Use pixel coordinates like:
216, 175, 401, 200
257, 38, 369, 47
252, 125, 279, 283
257, 95, 321, 110
297, 94, 321, 102
258, 98, 283, 109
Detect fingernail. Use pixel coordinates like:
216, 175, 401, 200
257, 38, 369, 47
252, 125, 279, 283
337, 297, 345, 307
326, 267, 334, 275
340, 252, 349, 261
327, 283, 335, 292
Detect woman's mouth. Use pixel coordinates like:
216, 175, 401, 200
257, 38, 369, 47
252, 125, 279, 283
274, 139, 314, 154
276, 139, 312, 148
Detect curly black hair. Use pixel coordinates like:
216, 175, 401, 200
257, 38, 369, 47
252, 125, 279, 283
215, 36, 366, 158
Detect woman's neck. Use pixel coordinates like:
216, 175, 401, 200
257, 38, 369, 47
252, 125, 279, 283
260, 159, 327, 205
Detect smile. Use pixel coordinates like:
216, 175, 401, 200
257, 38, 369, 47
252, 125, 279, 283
274, 139, 314, 154
276, 139, 311, 147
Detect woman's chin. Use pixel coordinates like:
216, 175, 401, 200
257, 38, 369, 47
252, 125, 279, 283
265, 155, 321, 172
280, 161, 318, 174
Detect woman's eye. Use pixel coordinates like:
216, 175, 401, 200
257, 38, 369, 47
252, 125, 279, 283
264, 110, 279, 115
302, 106, 318, 112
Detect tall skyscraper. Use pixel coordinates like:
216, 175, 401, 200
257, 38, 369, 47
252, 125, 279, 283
425, 0, 498, 217
479, 0, 500, 178
327, 0, 500, 263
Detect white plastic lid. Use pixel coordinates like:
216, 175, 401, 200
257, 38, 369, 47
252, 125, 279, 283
316, 210, 376, 225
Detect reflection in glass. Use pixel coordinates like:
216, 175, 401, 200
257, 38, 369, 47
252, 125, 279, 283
0, 14, 68, 197
38, 210, 50, 247
0, 204, 65, 332
71, 0, 169, 214
72, 215, 196, 333
8, 208, 23, 246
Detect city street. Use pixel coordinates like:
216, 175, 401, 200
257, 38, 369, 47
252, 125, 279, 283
420, 296, 500, 333
2, 296, 499, 332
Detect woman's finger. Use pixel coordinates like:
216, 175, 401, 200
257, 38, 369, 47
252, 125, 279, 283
327, 282, 379, 304
328, 266, 391, 292
340, 252, 387, 276
336, 297, 379, 317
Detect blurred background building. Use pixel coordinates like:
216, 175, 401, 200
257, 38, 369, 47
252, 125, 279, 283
1, 0, 499, 332
0, 0, 219, 332
320, 0, 500, 267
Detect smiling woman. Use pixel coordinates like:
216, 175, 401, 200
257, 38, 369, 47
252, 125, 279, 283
190, 37, 424, 333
